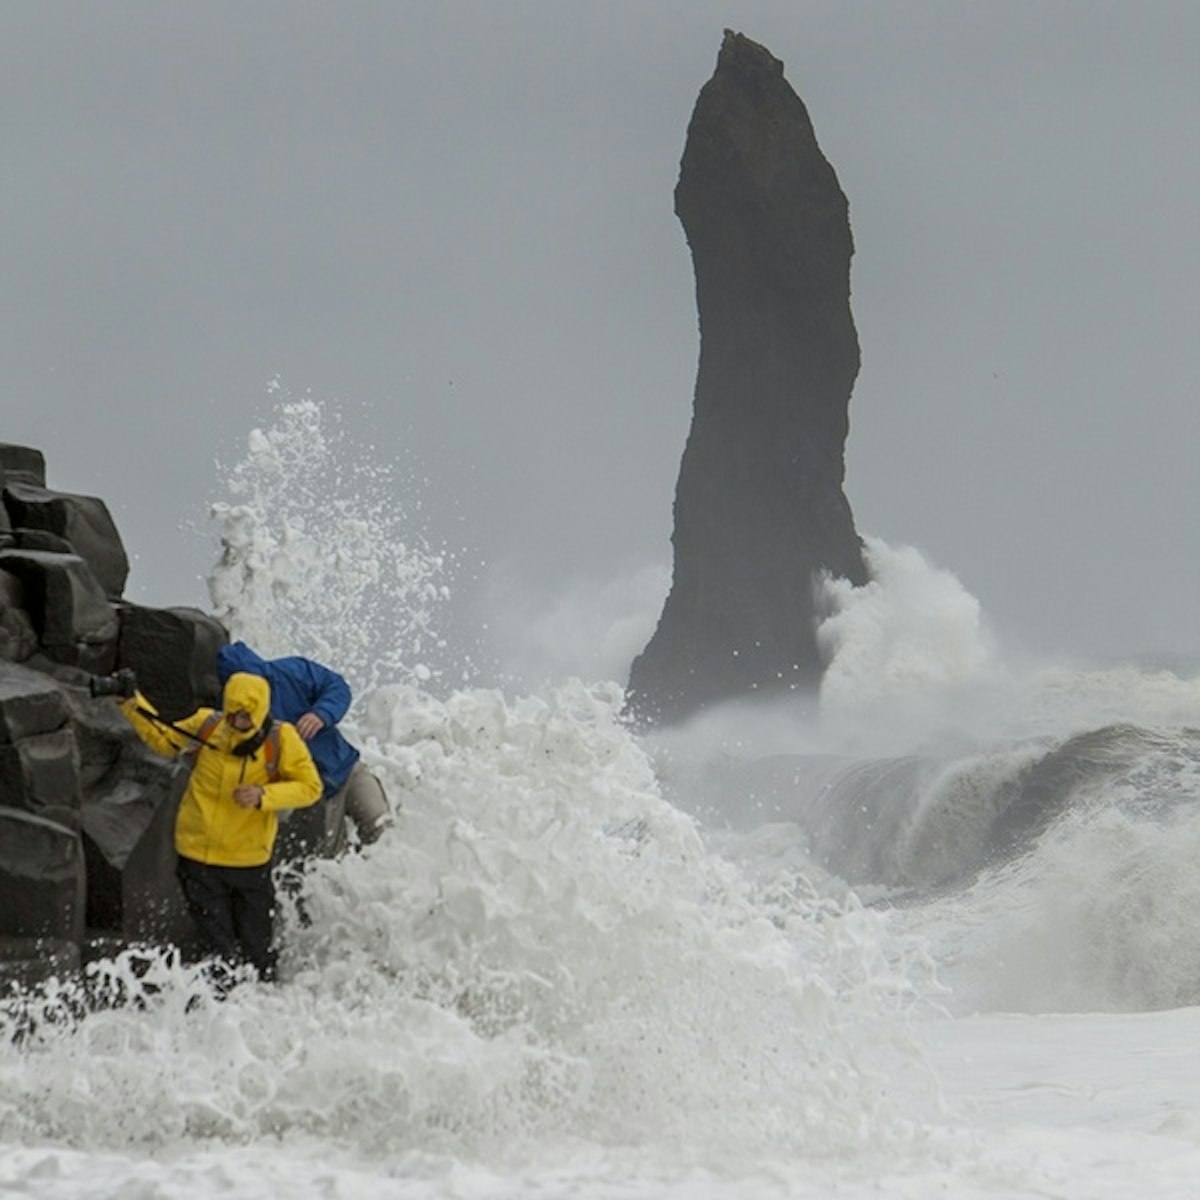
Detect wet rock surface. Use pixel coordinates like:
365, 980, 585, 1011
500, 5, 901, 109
0, 443, 219, 987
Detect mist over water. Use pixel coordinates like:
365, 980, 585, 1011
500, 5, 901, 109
480, 560, 670, 695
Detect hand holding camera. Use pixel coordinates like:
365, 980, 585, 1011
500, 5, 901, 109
89, 668, 139, 700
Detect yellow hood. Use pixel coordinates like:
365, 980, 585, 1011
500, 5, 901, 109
222, 671, 272, 730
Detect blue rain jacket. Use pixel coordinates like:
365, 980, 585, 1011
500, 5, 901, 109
216, 641, 360, 798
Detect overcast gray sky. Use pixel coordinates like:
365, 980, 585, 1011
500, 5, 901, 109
4, 1, 1198, 680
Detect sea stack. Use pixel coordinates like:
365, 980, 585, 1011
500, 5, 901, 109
628, 31, 868, 724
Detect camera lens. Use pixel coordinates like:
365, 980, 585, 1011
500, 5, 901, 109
88, 669, 137, 699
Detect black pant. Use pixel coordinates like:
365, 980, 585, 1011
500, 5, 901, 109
175, 856, 277, 982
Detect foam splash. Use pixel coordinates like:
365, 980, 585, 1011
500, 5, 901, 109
207, 394, 456, 693
816, 537, 1200, 752
297, 681, 938, 1156
0, 684, 933, 1164
818, 537, 999, 710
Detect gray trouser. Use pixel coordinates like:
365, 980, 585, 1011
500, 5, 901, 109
277, 760, 391, 861
329, 760, 391, 855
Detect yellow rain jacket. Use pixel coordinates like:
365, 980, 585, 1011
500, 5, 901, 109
120, 672, 322, 868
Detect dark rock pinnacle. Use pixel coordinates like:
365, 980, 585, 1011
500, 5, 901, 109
628, 30, 869, 724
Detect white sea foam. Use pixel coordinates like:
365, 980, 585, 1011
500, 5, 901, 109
0, 681, 932, 1165
818, 537, 999, 708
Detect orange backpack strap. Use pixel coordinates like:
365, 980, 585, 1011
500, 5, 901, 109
187, 712, 282, 782
197, 712, 223, 743
184, 711, 223, 762
263, 725, 282, 782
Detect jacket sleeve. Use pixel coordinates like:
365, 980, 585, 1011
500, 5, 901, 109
119, 692, 211, 758
292, 656, 352, 727
260, 722, 323, 813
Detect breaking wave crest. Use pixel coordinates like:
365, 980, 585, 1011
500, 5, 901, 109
895, 722, 1200, 1013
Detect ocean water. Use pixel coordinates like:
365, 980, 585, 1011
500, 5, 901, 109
4, 402, 1200, 1198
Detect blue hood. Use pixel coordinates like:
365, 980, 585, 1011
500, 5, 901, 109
217, 641, 269, 681
216, 641, 359, 796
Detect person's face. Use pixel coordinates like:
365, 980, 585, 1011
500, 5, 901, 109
227, 709, 253, 732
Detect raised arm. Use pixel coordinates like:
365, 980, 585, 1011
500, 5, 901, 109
118, 692, 212, 758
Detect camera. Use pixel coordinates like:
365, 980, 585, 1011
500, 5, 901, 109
89, 668, 138, 700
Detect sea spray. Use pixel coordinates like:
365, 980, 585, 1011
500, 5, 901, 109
815, 537, 1004, 754
818, 537, 1200, 750
207, 394, 458, 693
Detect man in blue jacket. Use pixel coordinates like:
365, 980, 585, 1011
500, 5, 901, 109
216, 641, 391, 858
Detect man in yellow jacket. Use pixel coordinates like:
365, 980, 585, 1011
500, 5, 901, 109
119, 671, 322, 982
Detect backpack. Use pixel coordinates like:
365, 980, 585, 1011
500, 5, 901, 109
191, 712, 282, 781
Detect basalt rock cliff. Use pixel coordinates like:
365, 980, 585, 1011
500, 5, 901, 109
628, 31, 868, 723
0, 443, 226, 994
